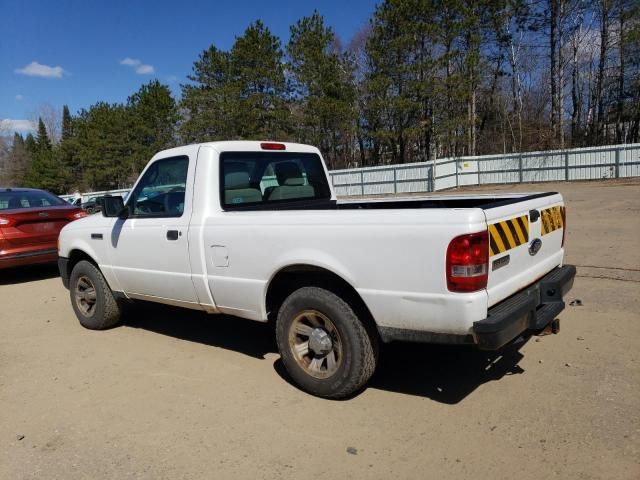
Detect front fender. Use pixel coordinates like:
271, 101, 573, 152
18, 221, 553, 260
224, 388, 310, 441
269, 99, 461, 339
59, 225, 123, 293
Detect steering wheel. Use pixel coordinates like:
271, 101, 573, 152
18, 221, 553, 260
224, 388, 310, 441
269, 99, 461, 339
135, 203, 152, 214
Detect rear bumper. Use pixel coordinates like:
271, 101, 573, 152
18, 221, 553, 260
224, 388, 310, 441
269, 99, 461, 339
473, 265, 576, 350
58, 256, 70, 288
0, 248, 58, 269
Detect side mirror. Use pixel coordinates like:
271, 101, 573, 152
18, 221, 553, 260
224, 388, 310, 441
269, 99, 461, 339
101, 196, 126, 218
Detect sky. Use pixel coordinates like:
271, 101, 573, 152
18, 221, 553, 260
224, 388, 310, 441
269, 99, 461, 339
0, 0, 377, 134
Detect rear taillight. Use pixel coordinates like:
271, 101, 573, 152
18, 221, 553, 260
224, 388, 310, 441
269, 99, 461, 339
446, 231, 489, 292
0, 216, 15, 227
560, 206, 567, 247
71, 211, 88, 220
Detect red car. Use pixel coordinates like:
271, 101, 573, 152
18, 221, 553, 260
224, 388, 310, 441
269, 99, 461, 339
0, 188, 87, 269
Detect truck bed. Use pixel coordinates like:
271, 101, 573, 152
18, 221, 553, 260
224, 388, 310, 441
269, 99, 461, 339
336, 192, 556, 210
227, 192, 558, 211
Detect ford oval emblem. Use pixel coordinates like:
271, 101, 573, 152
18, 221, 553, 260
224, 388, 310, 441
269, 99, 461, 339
38, 212, 49, 218
528, 238, 542, 256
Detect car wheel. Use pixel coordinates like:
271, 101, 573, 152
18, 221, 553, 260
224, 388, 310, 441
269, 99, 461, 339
69, 260, 122, 330
275, 286, 378, 399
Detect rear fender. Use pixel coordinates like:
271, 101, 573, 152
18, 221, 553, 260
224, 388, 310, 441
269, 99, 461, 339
263, 248, 359, 318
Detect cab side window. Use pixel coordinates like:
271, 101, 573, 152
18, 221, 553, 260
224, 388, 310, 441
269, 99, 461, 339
127, 156, 189, 217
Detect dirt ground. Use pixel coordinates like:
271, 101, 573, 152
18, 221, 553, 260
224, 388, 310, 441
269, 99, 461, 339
1, 179, 639, 480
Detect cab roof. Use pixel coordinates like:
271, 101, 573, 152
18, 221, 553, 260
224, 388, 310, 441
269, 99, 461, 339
0, 187, 45, 193
151, 141, 321, 160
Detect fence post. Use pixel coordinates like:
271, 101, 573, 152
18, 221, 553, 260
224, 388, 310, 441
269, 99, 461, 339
360, 170, 364, 196
455, 160, 459, 188
432, 158, 437, 191
565, 151, 569, 181
393, 167, 397, 194
615, 147, 620, 178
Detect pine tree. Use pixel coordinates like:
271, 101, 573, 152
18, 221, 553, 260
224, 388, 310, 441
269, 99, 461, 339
6, 133, 31, 186
74, 102, 134, 190
62, 105, 73, 141
127, 80, 179, 174
36, 118, 52, 151
58, 104, 77, 191
287, 11, 357, 168
231, 20, 290, 139
24, 133, 37, 154
181, 21, 291, 142
180, 46, 240, 142
25, 118, 64, 191
365, 0, 434, 163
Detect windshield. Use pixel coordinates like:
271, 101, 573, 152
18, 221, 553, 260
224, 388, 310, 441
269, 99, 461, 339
0, 190, 66, 210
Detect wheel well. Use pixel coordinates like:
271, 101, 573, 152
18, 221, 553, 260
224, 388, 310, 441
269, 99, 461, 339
67, 249, 98, 273
265, 265, 378, 333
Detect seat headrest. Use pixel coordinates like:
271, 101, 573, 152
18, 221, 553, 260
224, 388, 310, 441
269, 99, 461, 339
275, 162, 305, 186
225, 171, 251, 189
8, 197, 22, 209
226, 162, 250, 175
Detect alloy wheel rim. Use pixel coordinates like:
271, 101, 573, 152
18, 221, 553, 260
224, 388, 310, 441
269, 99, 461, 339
288, 309, 342, 379
74, 275, 97, 316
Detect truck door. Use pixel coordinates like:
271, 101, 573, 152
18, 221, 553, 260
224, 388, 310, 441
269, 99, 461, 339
108, 155, 197, 303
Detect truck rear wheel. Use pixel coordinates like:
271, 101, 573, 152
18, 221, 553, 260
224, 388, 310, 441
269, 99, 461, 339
69, 260, 122, 330
275, 286, 378, 399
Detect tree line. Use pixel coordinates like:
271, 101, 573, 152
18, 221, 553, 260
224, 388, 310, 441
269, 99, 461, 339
1, 0, 638, 193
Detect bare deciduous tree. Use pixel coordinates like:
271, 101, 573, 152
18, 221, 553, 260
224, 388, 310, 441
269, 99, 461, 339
30, 103, 62, 144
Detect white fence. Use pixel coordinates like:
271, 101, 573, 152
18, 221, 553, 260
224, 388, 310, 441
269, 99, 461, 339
60, 188, 129, 203
329, 143, 640, 196
60, 143, 639, 202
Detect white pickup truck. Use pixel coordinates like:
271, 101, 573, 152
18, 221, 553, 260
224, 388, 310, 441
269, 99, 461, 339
58, 141, 575, 398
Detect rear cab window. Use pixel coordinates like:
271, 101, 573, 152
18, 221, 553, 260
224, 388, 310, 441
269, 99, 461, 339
0, 190, 65, 210
220, 152, 332, 210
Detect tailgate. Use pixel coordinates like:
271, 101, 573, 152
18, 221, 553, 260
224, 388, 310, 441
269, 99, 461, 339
484, 193, 566, 306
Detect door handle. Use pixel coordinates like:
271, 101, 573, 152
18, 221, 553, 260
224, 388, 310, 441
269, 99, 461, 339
166, 230, 180, 241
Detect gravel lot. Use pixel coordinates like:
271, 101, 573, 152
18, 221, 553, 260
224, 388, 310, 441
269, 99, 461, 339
1, 179, 639, 479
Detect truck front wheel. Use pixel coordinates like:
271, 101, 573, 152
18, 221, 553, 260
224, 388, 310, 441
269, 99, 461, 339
275, 287, 378, 399
69, 260, 122, 330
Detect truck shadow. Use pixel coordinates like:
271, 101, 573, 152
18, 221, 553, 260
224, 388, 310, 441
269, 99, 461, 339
0, 263, 60, 285
367, 340, 526, 403
123, 303, 277, 360
272, 339, 526, 404
124, 302, 526, 403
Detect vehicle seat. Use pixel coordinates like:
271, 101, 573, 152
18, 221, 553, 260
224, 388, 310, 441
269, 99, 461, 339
165, 191, 185, 214
224, 171, 262, 205
265, 162, 315, 201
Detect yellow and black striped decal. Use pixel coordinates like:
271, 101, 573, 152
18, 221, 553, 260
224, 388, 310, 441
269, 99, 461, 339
489, 215, 529, 257
541, 205, 565, 235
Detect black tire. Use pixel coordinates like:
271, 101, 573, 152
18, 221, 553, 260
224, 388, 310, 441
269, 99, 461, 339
275, 286, 378, 399
69, 260, 122, 330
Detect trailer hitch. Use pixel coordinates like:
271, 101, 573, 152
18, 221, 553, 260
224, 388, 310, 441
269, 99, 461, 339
535, 318, 560, 337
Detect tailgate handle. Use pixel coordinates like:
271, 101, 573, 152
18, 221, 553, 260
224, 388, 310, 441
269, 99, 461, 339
529, 209, 540, 222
